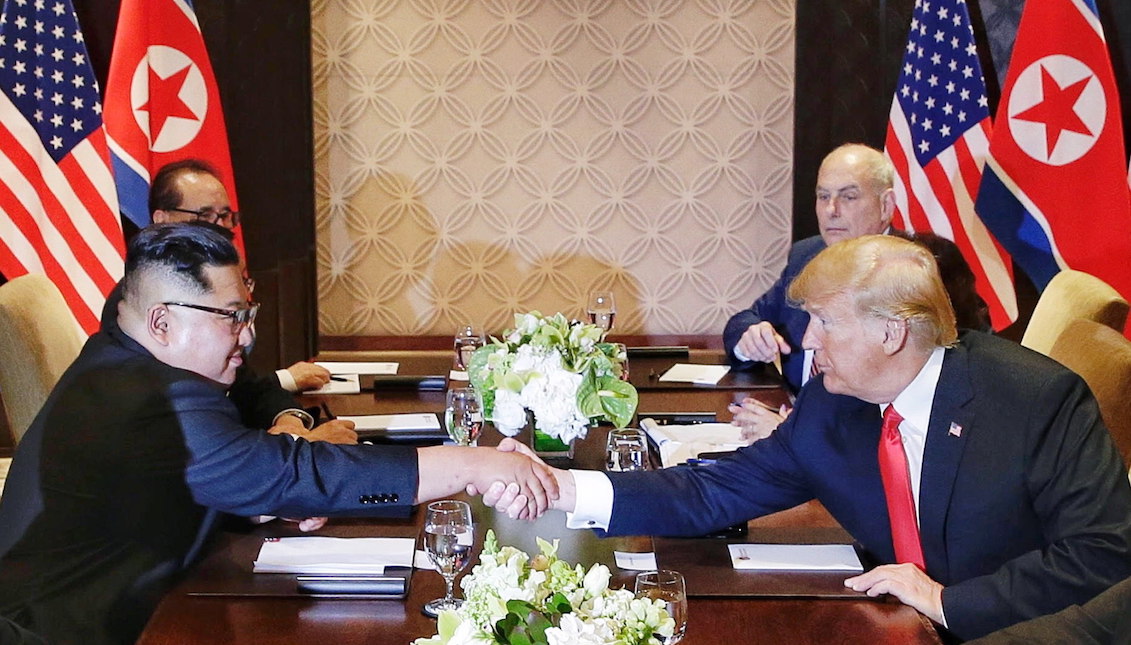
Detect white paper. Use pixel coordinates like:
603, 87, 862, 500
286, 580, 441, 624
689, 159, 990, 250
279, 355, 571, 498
306, 373, 361, 395
640, 418, 747, 468
253, 537, 415, 574
657, 363, 730, 385
448, 369, 469, 382
315, 361, 399, 375
727, 544, 863, 572
614, 551, 658, 571
339, 414, 441, 431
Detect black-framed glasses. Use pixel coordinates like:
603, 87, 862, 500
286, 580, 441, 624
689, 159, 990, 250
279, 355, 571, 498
163, 301, 260, 330
167, 207, 241, 228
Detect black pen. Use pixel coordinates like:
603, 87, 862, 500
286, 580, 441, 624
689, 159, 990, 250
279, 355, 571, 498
329, 375, 349, 382
320, 402, 335, 421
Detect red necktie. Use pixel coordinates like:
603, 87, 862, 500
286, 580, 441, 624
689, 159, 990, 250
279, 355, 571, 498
878, 405, 926, 569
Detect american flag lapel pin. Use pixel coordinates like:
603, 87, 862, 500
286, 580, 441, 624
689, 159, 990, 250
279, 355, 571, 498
948, 422, 963, 438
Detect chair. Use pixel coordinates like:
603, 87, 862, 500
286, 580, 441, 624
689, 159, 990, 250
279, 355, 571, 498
1048, 319, 1131, 466
0, 274, 86, 445
1021, 269, 1129, 356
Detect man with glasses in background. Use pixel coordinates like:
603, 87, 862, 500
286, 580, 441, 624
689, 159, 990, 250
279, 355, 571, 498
0, 223, 558, 645
148, 159, 332, 394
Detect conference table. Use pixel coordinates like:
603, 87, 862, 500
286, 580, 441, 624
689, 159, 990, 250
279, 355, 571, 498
136, 349, 941, 644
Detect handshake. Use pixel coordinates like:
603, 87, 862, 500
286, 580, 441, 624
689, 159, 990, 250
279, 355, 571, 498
461, 438, 576, 520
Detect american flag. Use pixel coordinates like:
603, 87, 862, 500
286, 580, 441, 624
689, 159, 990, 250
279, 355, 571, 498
884, 0, 1017, 330
0, 0, 124, 334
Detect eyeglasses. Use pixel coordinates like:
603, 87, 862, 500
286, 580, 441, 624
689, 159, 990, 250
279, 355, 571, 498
163, 301, 260, 331
167, 207, 241, 228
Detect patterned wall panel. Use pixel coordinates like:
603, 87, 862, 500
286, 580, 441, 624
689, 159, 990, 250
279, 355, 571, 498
311, 0, 796, 336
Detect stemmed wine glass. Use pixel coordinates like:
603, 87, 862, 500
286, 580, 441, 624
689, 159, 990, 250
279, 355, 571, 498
635, 570, 688, 644
453, 323, 485, 371
423, 500, 474, 617
444, 387, 483, 446
587, 291, 616, 332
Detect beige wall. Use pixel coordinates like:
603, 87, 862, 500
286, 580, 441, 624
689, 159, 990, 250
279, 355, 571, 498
311, 0, 795, 337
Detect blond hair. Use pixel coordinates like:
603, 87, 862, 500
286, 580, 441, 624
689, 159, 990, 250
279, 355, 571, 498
788, 235, 958, 349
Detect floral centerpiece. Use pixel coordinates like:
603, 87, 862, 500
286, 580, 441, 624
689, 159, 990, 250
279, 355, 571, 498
467, 312, 638, 451
414, 531, 674, 645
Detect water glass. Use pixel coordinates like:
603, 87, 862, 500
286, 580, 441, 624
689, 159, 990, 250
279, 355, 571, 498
453, 323, 485, 370
423, 500, 474, 617
587, 291, 616, 331
606, 428, 648, 472
444, 387, 483, 446
635, 570, 687, 644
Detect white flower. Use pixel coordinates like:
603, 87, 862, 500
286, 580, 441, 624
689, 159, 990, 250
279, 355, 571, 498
582, 564, 612, 598
545, 613, 616, 645
490, 389, 527, 436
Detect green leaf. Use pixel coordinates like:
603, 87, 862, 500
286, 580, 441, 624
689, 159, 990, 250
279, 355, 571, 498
597, 376, 638, 428
548, 592, 573, 614
500, 370, 526, 392
576, 367, 604, 418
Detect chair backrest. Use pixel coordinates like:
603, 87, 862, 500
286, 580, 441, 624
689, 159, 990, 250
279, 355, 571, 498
1021, 269, 1129, 356
1049, 318, 1131, 467
0, 274, 87, 445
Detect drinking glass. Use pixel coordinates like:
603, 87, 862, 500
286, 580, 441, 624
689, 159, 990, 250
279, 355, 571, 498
587, 292, 616, 332
635, 570, 687, 644
606, 428, 648, 472
453, 324, 485, 371
444, 387, 483, 446
423, 500, 474, 617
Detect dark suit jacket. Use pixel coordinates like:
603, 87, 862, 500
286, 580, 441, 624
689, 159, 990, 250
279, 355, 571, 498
604, 332, 1131, 640
0, 324, 418, 645
723, 235, 825, 392
967, 575, 1131, 644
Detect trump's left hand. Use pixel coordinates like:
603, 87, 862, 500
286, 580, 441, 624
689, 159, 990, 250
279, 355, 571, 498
844, 563, 945, 624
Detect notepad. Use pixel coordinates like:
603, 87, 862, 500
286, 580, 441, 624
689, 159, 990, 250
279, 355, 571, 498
658, 363, 730, 385
253, 536, 415, 574
727, 544, 863, 572
339, 414, 442, 432
315, 361, 399, 375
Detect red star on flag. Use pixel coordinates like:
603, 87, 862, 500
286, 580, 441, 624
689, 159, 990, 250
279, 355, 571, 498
1012, 65, 1093, 157
138, 63, 199, 143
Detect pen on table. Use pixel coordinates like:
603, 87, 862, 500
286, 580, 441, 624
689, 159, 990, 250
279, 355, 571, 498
729, 397, 782, 414
328, 375, 350, 382
319, 402, 335, 421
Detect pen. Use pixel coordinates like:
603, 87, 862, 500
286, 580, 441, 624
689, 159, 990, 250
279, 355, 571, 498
320, 402, 335, 421
685, 458, 717, 466
329, 375, 349, 382
730, 398, 781, 413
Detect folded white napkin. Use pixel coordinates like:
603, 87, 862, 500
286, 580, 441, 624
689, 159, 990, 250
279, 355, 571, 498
640, 418, 747, 468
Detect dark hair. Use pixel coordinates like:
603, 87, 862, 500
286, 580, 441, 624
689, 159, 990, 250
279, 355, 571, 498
123, 222, 240, 295
892, 230, 991, 332
148, 159, 221, 214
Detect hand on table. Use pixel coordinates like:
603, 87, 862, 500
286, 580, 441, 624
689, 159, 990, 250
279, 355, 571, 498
467, 438, 573, 520
728, 398, 791, 444
736, 321, 792, 363
267, 417, 358, 445
287, 361, 332, 391
844, 563, 945, 625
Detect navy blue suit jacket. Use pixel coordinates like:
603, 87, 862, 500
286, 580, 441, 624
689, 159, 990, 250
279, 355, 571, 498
604, 332, 1131, 639
723, 235, 825, 392
0, 322, 418, 644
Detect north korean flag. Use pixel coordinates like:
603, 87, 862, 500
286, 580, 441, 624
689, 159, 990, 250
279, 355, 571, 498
103, 0, 242, 247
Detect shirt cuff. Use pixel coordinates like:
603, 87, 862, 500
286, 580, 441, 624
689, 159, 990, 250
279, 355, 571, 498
565, 469, 614, 530
733, 346, 751, 362
276, 368, 298, 392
